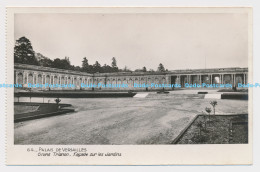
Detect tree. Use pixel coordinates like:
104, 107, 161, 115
101, 64, 111, 73
36, 53, 53, 67
111, 57, 119, 72
52, 58, 71, 70
82, 57, 89, 72
142, 66, 147, 72
14, 36, 38, 65
55, 98, 61, 105
205, 107, 212, 123
38, 58, 53, 67
111, 57, 117, 68
52, 58, 62, 68
210, 100, 218, 115
157, 63, 165, 72
93, 61, 102, 73
64, 56, 70, 64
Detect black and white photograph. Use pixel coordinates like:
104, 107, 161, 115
13, 10, 250, 145
5, 7, 253, 165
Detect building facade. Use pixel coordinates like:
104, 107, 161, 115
14, 63, 248, 90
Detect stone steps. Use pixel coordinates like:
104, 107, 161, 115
146, 93, 205, 99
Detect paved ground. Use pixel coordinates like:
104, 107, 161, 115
14, 91, 248, 145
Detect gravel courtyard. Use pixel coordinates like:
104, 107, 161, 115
14, 92, 248, 144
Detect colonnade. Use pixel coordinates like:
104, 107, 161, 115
171, 73, 247, 87
14, 64, 248, 90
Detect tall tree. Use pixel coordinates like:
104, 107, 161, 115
111, 57, 119, 72
14, 36, 38, 65
93, 61, 102, 73
142, 66, 147, 72
81, 57, 89, 72
111, 57, 117, 68
157, 63, 166, 72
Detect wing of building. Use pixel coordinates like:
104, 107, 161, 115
14, 63, 248, 90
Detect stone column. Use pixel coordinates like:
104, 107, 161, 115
231, 74, 234, 86
233, 74, 236, 86
26, 73, 29, 85
15, 72, 18, 84
53, 75, 55, 84
33, 74, 35, 85
36, 74, 38, 85
42, 75, 44, 84
243, 74, 246, 85
22, 72, 25, 85
75, 77, 78, 87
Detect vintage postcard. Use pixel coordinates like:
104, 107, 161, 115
6, 7, 252, 165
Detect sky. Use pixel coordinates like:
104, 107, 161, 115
14, 13, 248, 70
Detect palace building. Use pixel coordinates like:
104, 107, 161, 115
14, 63, 248, 90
